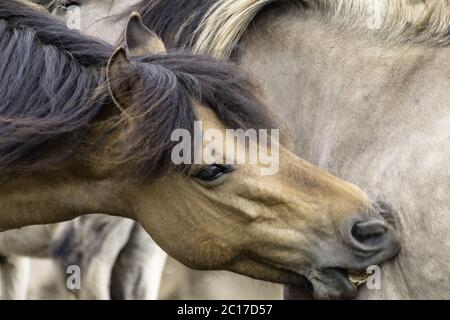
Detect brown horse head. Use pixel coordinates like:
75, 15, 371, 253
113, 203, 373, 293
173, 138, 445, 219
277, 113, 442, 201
100, 13, 401, 299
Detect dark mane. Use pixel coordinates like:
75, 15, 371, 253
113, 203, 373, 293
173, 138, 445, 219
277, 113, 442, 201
0, 0, 274, 179
0, 0, 113, 173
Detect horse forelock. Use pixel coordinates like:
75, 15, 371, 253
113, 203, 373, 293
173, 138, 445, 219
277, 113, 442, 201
135, 0, 450, 59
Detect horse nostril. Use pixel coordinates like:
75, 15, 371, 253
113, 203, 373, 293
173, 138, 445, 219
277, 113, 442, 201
350, 219, 389, 250
342, 205, 401, 259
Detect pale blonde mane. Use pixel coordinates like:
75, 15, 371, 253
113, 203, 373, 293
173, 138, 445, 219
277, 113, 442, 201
193, 0, 450, 59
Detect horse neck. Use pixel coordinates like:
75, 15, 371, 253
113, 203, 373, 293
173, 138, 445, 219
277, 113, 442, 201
238, 9, 450, 299
238, 9, 450, 170
0, 168, 132, 232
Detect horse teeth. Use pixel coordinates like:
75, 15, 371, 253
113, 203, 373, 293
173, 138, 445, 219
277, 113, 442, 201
348, 270, 369, 287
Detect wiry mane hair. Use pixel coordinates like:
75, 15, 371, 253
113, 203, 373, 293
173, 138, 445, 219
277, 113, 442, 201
0, 0, 112, 172
130, 0, 450, 59
0, 0, 273, 179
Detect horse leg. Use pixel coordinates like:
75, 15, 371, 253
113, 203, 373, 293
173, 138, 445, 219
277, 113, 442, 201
0, 256, 30, 300
51, 215, 135, 300
111, 223, 167, 300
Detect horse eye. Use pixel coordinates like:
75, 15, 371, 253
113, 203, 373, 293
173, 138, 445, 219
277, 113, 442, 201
195, 165, 233, 182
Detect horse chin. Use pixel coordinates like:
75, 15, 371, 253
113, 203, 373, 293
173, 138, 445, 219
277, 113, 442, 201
285, 268, 362, 300
309, 268, 359, 299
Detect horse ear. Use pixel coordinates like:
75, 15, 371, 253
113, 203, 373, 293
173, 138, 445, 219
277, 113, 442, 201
124, 12, 167, 56
107, 46, 136, 110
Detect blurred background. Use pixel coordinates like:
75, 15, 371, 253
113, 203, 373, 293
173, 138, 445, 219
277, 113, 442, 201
27, 257, 283, 300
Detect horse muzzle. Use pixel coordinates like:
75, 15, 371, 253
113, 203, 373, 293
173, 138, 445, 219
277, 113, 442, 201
286, 201, 401, 300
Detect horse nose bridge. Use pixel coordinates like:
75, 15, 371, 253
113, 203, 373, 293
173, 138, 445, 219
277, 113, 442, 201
279, 154, 372, 218
287, 161, 370, 206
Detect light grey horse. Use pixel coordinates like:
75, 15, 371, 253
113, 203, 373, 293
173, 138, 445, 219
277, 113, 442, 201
54, 0, 450, 299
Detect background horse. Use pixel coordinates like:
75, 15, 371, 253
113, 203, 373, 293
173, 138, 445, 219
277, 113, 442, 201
0, 216, 164, 299
119, 0, 448, 299
0, 1, 400, 300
